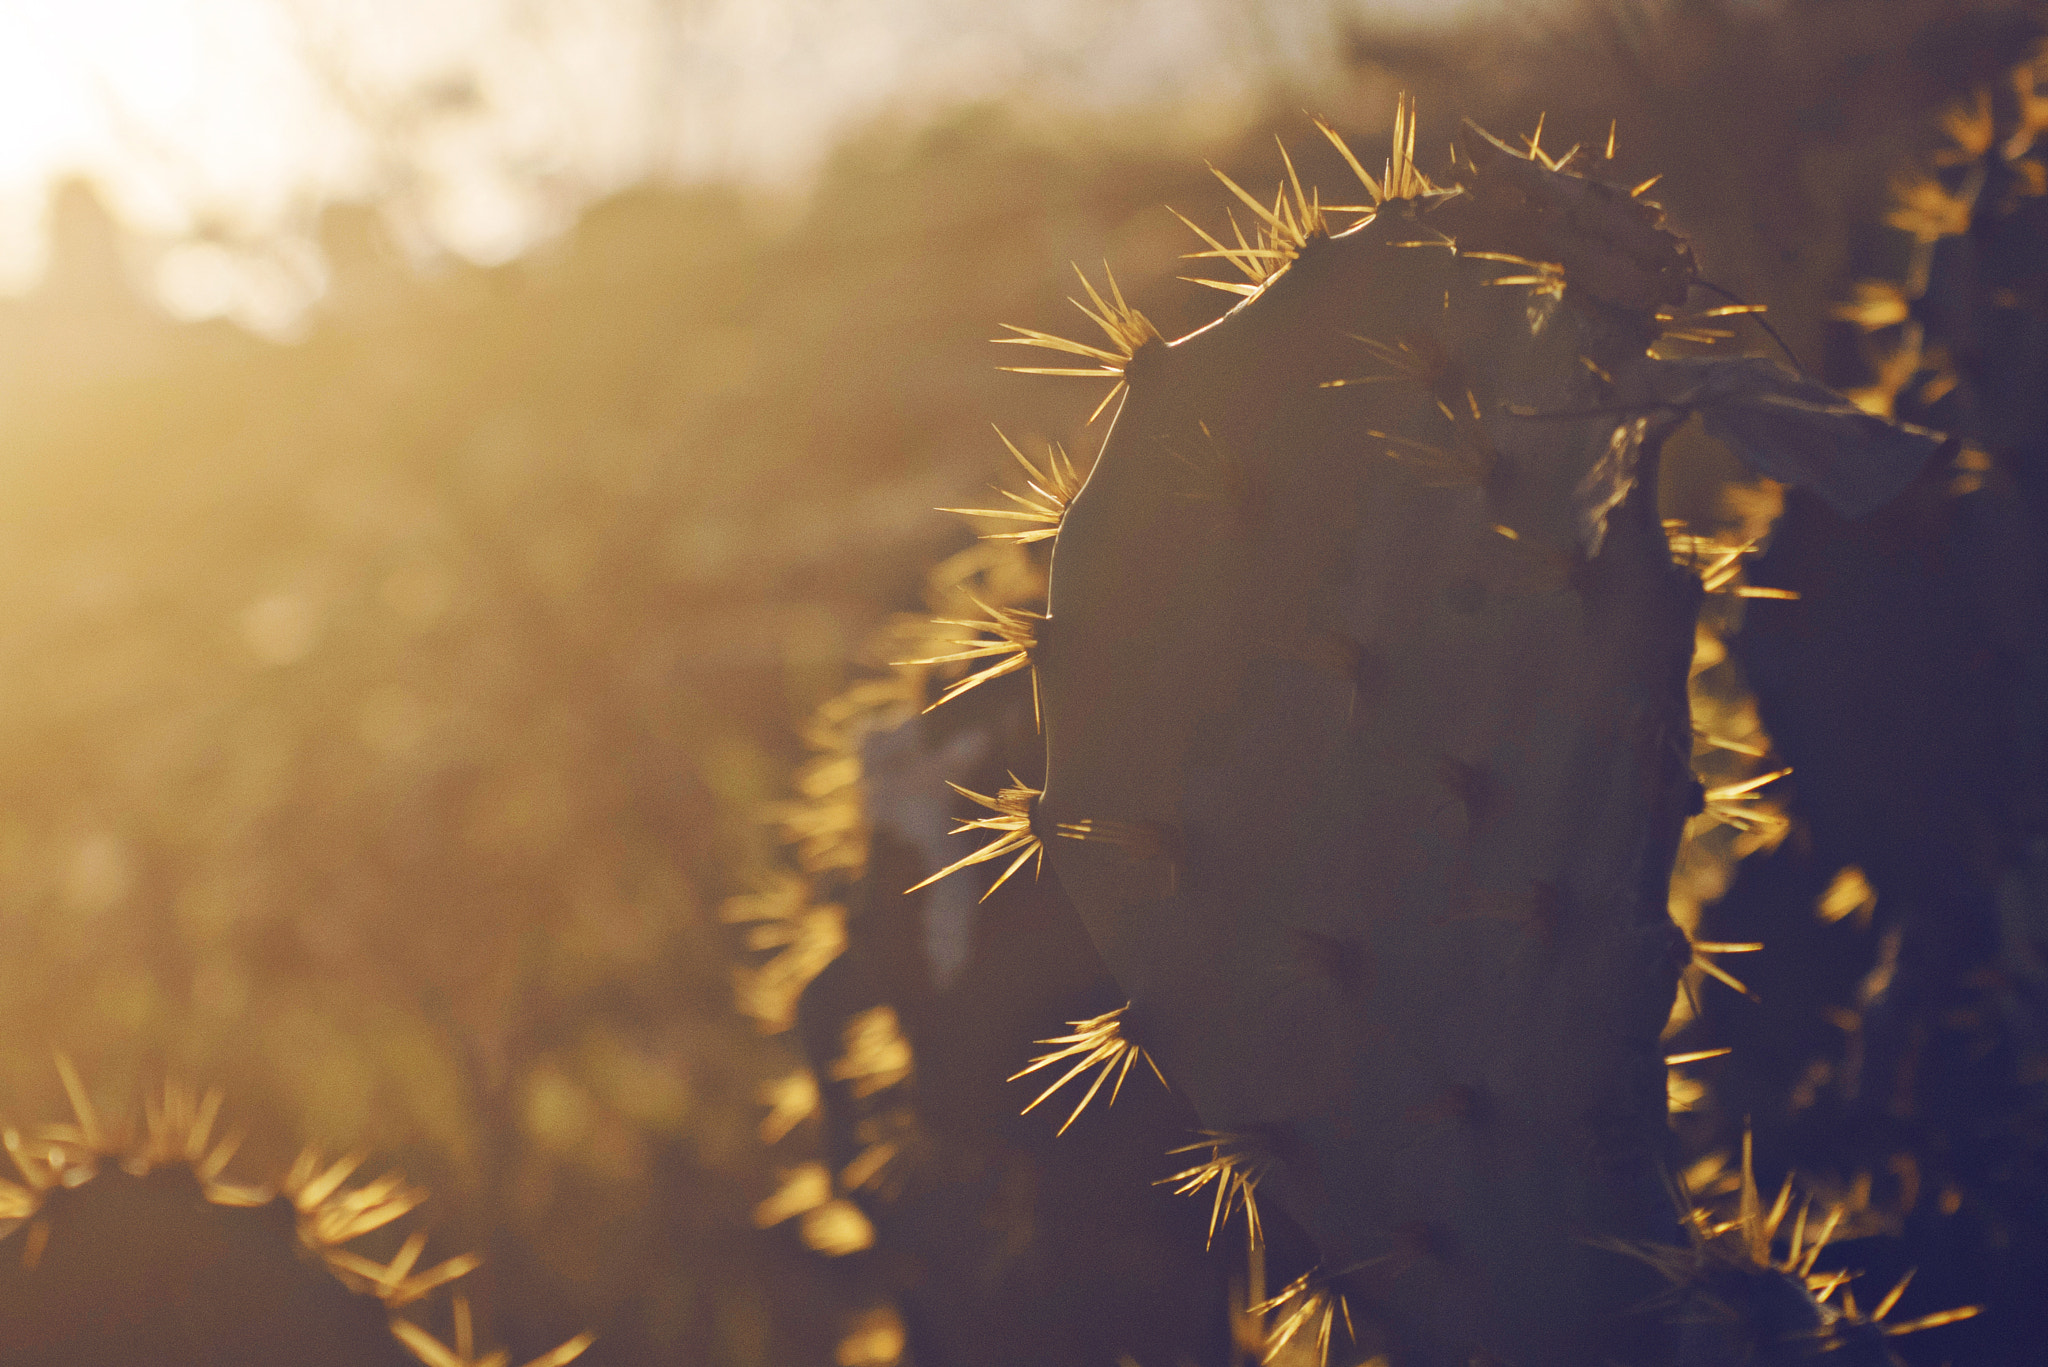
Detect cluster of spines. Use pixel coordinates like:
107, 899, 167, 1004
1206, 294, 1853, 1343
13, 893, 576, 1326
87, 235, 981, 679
894, 599, 1043, 721
1254, 1269, 1359, 1367
1158, 1130, 1272, 1254
937, 428, 1084, 546
1006, 1004, 1167, 1136
1609, 1133, 1979, 1356
995, 264, 1160, 424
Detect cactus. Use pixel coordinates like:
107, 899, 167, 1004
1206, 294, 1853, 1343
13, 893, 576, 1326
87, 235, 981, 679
1691, 22, 2048, 1366
910, 101, 1948, 1367
731, 543, 1237, 1367
0, 1068, 590, 1367
1609, 1133, 1980, 1367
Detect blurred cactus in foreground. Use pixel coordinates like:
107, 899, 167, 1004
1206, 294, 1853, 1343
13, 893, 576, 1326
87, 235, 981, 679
0, 1068, 590, 1367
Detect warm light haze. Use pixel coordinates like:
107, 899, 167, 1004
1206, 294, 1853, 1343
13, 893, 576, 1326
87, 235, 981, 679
0, 0, 1476, 330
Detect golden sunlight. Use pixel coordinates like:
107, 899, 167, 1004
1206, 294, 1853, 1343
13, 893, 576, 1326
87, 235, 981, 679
2, 4, 2019, 1367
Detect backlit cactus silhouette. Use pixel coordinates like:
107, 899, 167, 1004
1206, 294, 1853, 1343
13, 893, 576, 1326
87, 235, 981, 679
919, 101, 1948, 1367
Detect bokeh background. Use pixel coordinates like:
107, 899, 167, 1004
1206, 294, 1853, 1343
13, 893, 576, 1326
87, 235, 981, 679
0, 1, 2027, 1363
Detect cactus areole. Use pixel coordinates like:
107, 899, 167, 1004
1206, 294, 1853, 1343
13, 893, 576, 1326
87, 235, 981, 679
1024, 118, 1940, 1366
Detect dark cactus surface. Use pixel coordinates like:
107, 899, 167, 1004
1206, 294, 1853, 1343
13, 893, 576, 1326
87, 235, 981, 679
0, 1078, 591, 1367
868, 103, 1946, 1367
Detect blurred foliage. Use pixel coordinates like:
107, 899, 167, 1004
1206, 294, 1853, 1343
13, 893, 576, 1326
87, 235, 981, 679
0, 93, 1307, 1366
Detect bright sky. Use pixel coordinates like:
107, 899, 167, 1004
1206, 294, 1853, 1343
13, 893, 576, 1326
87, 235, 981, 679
0, 0, 1474, 332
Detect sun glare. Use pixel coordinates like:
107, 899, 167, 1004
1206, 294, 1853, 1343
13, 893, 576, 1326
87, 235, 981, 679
0, 0, 1481, 329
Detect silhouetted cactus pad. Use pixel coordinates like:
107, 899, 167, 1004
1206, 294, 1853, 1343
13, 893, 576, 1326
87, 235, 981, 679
1003, 107, 1946, 1367
0, 1166, 411, 1367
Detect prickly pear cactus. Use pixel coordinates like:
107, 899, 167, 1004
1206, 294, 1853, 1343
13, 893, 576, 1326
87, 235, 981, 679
927, 103, 1944, 1367
735, 537, 1240, 1367
0, 1070, 591, 1367
1694, 22, 2048, 1365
